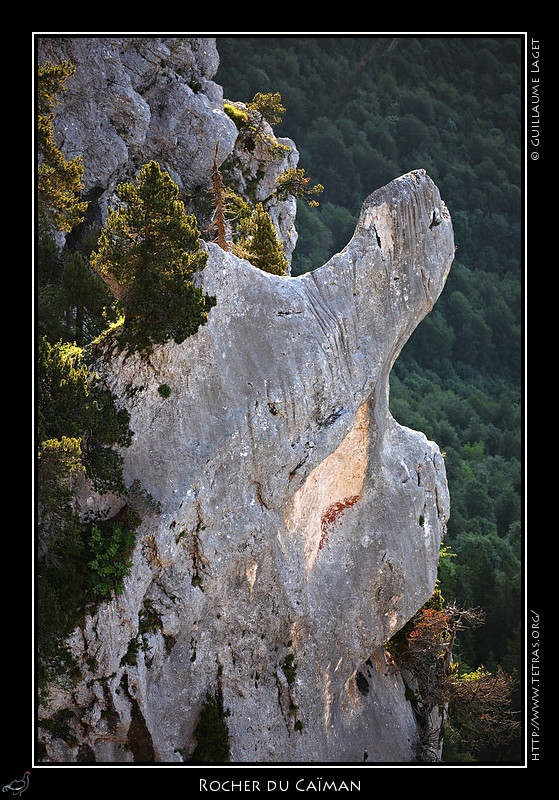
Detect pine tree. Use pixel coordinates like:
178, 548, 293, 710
246, 92, 286, 129
239, 203, 289, 276
275, 167, 324, 208
37, 336, 134, 693
91, 161, 216, 356
37, 60, 88, 233
242, 92, 291, 161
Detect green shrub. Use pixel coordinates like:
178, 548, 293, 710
187, 693, 231, 763
223, 102, 248, 129
87, 524, 136, 599
282, 652, 298, 684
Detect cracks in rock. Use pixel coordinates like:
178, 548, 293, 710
274, 670, 300, 736
190, 503, 210, 590
420, 267, 432, 305
317, 406, 346, 429
141, 532, 165, 573
355, 669, 370, 697
119, 598, 162, 668
273, 638, 304, 736
254, 480, 272, 510
307, 272, 354, 389
164, 494, 211, 591
429, 208, 442, 230
433, 483, 446, 526
288, 453, 309, 479
246, 400, 273, 506
267, 400, 286, 419
431, 453, 447, 522
77, 743, 96, 763
94, 679, 121, 742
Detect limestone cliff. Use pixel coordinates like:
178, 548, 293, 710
37, 37, 454, 764
37, 36, 298, 262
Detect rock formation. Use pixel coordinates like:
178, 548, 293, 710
36, 37, 454, 764
37, 36, 298, 262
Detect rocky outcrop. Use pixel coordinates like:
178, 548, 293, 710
37, 36, 298, 261
37, 37, 234, 196
37, 36, 454, 763
40, 167, 453, 763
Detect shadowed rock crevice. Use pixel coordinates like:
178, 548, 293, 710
122, 675, 155, 763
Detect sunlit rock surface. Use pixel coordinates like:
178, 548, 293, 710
40, 169, 453, 764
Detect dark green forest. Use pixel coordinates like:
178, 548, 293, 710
216, 35, 523, 762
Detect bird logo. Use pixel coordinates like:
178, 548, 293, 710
2, 773, 30, 796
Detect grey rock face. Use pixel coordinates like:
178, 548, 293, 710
36, 36, 298, 260
37, 37, 235, 196
41, 169, 453, 764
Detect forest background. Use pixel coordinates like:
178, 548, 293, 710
215, 35, 524, 763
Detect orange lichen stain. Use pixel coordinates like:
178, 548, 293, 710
318, 495, 359, 552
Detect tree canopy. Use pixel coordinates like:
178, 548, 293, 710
90, 160, 216, 356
